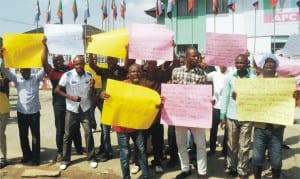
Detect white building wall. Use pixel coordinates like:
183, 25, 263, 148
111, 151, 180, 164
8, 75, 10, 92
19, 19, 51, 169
206, 0, 300, 53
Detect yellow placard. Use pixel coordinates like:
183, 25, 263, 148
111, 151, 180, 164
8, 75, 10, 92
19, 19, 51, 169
102, 79, 161, 129
86, 28, 128, 59
3, 33, 44, 68
235, 78, 296, 126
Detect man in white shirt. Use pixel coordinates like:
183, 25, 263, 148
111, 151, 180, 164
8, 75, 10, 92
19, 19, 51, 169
55, 55, 97, 170
0, 55, 44, 166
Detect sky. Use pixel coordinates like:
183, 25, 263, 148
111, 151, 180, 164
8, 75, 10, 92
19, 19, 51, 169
0, 0, 156, 37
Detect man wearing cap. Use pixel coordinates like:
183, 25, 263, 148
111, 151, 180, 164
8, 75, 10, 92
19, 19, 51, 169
252, 54, 291, 178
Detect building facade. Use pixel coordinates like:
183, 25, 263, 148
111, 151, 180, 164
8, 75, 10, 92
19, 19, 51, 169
146, 0, 300, 55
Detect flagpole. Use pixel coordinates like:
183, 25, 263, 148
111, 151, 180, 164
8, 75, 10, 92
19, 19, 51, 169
253, 8, 257, 53
191, 9, 194, 46
232, 11, 234, 34
272, 7, 276, 53
214, 14, 216, 33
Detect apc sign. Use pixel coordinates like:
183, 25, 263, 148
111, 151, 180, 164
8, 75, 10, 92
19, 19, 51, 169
264, 12, 300, 23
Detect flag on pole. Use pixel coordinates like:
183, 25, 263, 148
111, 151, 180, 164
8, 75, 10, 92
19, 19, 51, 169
101, 0, 108, 21
270, 0, 278, 9
120, 0, 126, 19
213, 0, 218, 14
57, 0, 63, 24
252, 0, 259, 10
72, 0, 78, 23
84, 0, 90, 23
45, 0, 51, 24
156, 0, 163, 17
167, 0, 175, 19
111, 0, 117, 20
227, 0, 237, 12
188, 0, 195, 13
34, 0, 41, 24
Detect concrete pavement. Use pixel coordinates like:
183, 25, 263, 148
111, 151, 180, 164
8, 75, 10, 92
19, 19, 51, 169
0, 88, 300, 178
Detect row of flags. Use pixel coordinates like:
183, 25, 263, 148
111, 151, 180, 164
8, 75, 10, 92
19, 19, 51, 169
34, 0, 126, 25
155, 0, 300, 19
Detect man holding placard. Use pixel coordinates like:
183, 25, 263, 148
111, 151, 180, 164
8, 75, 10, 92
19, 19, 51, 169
0, 49, 44, 166
251, 54, 298, 179
220, 54, 253, 178
171, 47, 208, 179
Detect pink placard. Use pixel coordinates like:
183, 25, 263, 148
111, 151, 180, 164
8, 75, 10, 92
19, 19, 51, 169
161, 84, 213, 128
128, 23, 174, 61
205, 32, 247, 67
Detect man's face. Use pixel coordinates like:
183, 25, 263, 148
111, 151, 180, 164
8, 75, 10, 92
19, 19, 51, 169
128, 64, 142, 84
107, 57, 118, 69
73, 56, 85, 75
186, 49, 199, 68
20, 68, 31, 80
52, 55, 64, 70
144, 61, 157, 73
235, 56, 248, 72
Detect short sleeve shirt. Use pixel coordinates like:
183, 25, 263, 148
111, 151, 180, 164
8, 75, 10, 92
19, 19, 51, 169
59, 69, 92, 113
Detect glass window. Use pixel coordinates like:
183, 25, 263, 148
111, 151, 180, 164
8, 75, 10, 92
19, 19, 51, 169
177, 0, 198, 16
206, 0, 229, 14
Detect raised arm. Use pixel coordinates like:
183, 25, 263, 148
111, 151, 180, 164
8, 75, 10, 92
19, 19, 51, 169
41, 37, 52, 74
0, 49, 17, 83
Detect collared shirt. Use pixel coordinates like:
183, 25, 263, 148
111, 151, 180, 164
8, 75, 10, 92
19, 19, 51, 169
59, 69, 92, 113
220, 70, 251, 120
171, 66, 207, 85
1, 64, 44, 114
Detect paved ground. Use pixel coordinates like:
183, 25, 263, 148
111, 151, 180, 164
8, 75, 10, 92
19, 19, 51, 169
0, 88, 300, 179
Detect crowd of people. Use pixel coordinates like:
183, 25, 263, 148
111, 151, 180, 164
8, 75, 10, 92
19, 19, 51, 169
0, 41, 299, 179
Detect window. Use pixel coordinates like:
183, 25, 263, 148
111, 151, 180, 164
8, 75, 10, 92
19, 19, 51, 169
206, 0, 229, 14
177, 0, 198, 16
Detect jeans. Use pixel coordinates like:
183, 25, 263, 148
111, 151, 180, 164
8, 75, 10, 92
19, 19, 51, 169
144, 122, 164, 166
100, 124, 113, 155
62, 110, 95, 162
117, 130, 148, 179
17, 112, 40, 162
53, 105, 83, 154
252, 126, 284, 169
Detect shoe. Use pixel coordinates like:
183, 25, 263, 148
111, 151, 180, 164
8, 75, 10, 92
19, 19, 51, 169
238, 174, 248, 179
21, 157, 31, 164
56, 154, 62, 162
95, 147, 104, 155
207, 150, 215, 157
77, 149, 88, 156
99, 154, 113, 162
197, 174, 208, 179
167, 158, 178, 168
0, 160, 7, 169
225, 169, 237, 177
176, 170, 192, 179
282, 144, 290, 149
130, 165, 140, 174
60, 162, 68, 170
155, 165, 163, 173
31, 161, 40, 166
89, 159, 98, 168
